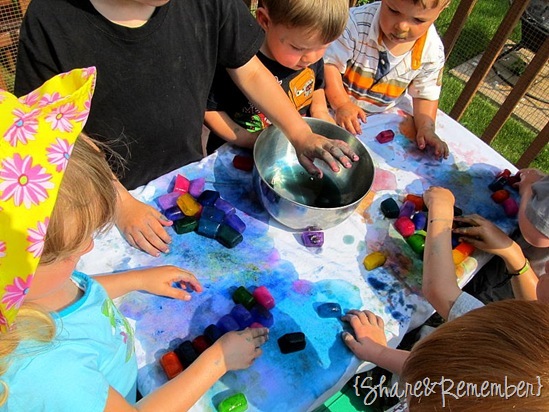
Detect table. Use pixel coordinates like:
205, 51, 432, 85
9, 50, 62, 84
78, 109, 518, 411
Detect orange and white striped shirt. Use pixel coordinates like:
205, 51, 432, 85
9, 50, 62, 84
324, 2, 445, 113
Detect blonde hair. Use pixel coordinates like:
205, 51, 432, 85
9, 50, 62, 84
39, 135, 117, 264
260, 0, 349, 44
401, 300, 549, 411
0, 136, 118, 405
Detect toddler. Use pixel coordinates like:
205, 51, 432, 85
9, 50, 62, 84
324, 0, 450, 158
204, 0, 349, 153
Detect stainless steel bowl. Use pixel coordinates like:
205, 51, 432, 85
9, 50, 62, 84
253, 118, 375, 230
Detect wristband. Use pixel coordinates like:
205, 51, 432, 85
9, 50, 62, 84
510, 259, 530, 276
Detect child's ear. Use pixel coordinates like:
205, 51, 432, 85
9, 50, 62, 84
255, 7, 271, 31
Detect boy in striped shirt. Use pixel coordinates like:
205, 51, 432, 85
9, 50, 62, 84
324, 0, 450, 158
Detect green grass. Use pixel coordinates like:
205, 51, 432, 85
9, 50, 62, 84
354, 0, 548, 172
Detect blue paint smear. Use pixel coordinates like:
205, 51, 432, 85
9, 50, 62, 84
114, 151, 363, 411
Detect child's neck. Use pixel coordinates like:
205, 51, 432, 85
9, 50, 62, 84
90, 0, 156, 28
382, 34, 416, 56
27, 259, 84, 312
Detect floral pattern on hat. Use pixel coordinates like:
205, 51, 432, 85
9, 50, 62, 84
0, 67, 96, 332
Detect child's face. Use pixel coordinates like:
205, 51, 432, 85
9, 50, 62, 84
261, 24, 330, 71
379, 0, 447, 48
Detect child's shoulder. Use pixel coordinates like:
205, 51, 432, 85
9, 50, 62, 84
350, 1, 380, 18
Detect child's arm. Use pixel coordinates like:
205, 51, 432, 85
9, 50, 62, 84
309, 89, 336, 124
422, 187, 462, 320
412, 98, 449, 159
228, 56, 359, 178
80, 135, 173, 258
324, 63, 367, 135
341, 310, 410, 375
93, 266, 202, 300
453, 215, 539, 301
114, 181, 173, 257
104, 327, 269, 412
203, 111, 259, 149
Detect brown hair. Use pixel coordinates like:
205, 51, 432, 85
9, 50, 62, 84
412, 0, 451, 9
260, 0, 349, 44
401, 300, 549, 411
39, 135, 117, 264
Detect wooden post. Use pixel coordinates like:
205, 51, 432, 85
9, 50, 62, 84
449, 0, 529, 121
481, 35, 549, 144
516, 121, 549, 169
442, 0, 478, 60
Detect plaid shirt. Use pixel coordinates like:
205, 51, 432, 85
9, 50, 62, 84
324, 1, 445, 113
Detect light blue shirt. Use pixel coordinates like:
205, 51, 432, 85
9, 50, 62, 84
2, 272, 137, 411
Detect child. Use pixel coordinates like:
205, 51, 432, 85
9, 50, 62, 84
15, 0, 359, 258
340, 185, 549, 378
0, 69, 268, 410
323, 0, 450, 158
347, 300, 549, 410
463, 168, 549, 302
204, 0, 349, 154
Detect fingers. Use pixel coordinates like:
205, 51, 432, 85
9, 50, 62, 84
162, 286, 193, 301
129, 223, 171, 257
318, 146, 349, 171
174, 270, 203, 293
342, 309, 380, 328
135, 212, 173, 255
298, 155, 323, 178
333, 140, 360, 163
247, 327, 269, 365
250, 327, 269, 347
350, 117, 362, 135
436, 140, 450, 159
416, 134, 426, 150
341, 331, 359, 352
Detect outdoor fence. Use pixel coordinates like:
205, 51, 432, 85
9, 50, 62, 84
1, 0, 547, 170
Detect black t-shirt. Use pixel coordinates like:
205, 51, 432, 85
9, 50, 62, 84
206, 51, 325, 153
15, 0, 264, 189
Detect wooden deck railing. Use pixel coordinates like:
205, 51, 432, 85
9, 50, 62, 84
2, 0, 546, 168
442, 0, 548, 169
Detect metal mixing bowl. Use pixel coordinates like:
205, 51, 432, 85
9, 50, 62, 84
253, 118, 375, 230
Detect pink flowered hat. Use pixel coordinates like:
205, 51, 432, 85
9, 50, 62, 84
0, 67, 96, 332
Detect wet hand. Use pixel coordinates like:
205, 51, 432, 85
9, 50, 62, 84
219, 327, 269, 370
515, 168, 545, 196
293, 133, 359, 178
115, 194, 172, 257
334, 102, 367, 135
341, 310, 388, 362
416, 128, 449, 159
453, 214, 513, 255
138, 266, 202, 300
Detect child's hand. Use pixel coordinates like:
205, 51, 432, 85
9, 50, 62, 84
137, 266, 203, 300
115, 189, 173, 257
292, 133, 360, 178
453, 214, 513, 256
423, 186, 455, 210
218, 327, 269, 370
341, 310, 388, 362
515, 168, 545, 196
416, 127, 449, 159
333, 102, 367, 135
